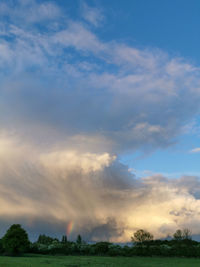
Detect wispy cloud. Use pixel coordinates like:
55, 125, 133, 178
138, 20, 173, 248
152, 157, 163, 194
0, 0, 62, 23
1, 12, 200, 152
190, 148, 200, 153
81, 2, 104, 27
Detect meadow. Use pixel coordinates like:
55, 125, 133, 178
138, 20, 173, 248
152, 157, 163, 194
1, 255, 200, 267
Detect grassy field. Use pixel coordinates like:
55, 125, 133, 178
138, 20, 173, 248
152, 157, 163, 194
1, 255, 200, 267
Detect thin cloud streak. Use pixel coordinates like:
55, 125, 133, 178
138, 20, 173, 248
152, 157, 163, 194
190, 148, 200, 153
81, 2, 104, 27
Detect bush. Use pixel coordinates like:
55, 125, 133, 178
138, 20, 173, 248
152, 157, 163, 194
94, 242, 111, 255
0, 239, 4, 254
108, 244, 122, 256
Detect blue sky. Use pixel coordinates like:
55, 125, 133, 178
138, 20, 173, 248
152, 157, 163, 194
1, 0, 200, 241
98, 0, 200, 177
117, 0, 200, 177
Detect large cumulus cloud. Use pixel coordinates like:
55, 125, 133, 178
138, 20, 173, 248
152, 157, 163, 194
0, 0, 200, 241
0, 134, 200, 241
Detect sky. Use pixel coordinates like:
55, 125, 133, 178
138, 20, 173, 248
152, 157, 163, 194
1, 0, 200, 242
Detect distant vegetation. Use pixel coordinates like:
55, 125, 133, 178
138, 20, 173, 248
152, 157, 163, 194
1, 224, 200, 257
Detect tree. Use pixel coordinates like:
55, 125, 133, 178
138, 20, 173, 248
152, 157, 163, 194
182, 228, 192, 240
94, 242, 111, 255
2, 224, 30, 255
131, 229, 153, 243
61, 235, 67, 243
76, 234, 82, 244
173, 229, 183, 241
37, 234, 57, 245
173, 228, 192, 241
0, 239, 4, 254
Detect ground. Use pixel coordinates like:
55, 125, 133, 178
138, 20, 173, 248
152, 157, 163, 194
0, 255, 200, 267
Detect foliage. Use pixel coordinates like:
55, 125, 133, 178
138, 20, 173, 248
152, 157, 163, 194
0, 239, 4, 254
93, 242, 111, 255
131, 229, 154, 243
1, 224, 200, 258
61, 235, 67, 243
76, 234, 82, 244
2, 224, 30, 255
173, 228, 192, 241
37, 234, 58, 245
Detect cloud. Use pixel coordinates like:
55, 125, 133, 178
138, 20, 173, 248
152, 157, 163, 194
0, 134, 200, 241
190, 148, 200, 153
0, 0, 62, 23
53, 22, 105, 53
81, 2, 104, 27
1, 22, 200, 153
40, 150, 115, 175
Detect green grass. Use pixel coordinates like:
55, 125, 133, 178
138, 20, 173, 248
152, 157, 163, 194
1, 255, 200, 267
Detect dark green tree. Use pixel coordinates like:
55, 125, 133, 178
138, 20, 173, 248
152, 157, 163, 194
37, 234, 58, 245
61, 235, 67, 243
2, 224, 30, 255
76, 234, 82, 244
94, 242, 111, 255
0, 238, 4, 254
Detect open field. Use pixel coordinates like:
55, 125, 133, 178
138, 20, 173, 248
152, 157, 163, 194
1, 255, 200, 267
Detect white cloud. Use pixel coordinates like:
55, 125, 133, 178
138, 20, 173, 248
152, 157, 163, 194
0, 134, 200, 241
0, 0, 62, 23
53, 21, 105, 53
81, 2, 104, 27
190, 148, 200, 153
1, 9, 200, 152
40, 150, 115, 175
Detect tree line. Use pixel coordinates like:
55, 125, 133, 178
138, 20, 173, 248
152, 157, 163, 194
0, 224, 200, 257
